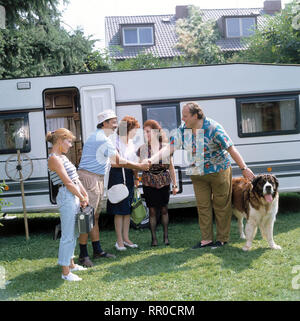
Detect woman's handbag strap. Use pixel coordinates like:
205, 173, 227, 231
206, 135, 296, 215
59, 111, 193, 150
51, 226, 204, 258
122, 167, 126, 185
116, 138, 127, 185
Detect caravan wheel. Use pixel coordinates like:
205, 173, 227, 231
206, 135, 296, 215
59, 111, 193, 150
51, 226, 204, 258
5, 153, 33, 181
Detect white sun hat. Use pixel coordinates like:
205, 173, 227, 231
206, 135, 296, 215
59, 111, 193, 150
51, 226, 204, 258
97, 109, 117, 124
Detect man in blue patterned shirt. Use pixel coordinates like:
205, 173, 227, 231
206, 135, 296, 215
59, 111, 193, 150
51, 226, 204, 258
148, 102, 254, 249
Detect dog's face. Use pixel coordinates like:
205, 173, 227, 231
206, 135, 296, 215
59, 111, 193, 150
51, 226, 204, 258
251, 174, 279, 203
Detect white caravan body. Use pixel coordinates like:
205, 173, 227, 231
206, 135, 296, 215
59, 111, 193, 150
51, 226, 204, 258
0, 63, 299, 213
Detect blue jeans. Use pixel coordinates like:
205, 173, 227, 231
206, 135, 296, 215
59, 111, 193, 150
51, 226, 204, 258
56, 186, 80, 266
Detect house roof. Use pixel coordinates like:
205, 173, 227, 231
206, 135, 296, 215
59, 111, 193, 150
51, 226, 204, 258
105, 7, 271, 59
105, 14, 181, 59
201, 8, 269, 52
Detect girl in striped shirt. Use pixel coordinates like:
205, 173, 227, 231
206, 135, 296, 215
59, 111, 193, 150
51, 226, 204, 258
47, 128, 89, 282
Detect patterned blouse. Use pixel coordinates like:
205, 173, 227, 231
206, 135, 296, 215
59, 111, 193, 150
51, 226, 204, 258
170, 117, 233, 175
137, 143, 171, 189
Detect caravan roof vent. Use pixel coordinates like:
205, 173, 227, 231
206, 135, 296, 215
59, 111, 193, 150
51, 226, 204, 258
17, 81, 31, 90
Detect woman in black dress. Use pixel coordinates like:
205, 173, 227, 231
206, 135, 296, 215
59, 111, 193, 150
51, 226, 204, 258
107, 116, 140, 251
137, 120, 178, 246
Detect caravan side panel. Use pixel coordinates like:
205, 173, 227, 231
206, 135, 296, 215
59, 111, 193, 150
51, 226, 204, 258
0, 111, 55, 212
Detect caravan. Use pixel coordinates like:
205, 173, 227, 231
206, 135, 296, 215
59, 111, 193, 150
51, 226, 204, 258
0, 63, 300, 213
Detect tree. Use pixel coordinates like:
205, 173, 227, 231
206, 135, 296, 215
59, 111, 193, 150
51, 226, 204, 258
233, 1, 300, 64
0, 181, 10, 227
85, 50, 111, 72
110, 50, 173, 71
175, 5, 225, 65
0, 0, 64, 29
0, 0, 101, 78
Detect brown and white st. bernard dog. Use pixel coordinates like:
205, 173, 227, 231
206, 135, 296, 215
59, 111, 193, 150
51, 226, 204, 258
232, 174, 281, 251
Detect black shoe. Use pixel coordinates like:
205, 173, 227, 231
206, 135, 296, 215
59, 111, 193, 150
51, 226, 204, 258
78, 256, 94, 267
211, 241, 227, 249
192, 241, 214, 249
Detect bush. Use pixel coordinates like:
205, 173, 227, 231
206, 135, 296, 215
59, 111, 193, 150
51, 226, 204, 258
0, 181, 11, 226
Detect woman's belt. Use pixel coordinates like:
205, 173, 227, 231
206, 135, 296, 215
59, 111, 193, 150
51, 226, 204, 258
57, 179, 79, 188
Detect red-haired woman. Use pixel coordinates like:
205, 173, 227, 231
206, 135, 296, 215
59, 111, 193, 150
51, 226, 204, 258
107, 116, 140, 251
137, 120, 178, 246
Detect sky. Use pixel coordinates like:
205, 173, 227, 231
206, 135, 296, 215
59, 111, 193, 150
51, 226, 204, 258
59, 0, 292, 50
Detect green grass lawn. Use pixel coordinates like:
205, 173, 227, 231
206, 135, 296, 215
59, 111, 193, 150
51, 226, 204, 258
0, 194, 300, 301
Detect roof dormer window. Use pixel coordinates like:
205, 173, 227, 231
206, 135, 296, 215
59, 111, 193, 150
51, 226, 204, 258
225, 17, 256, 38
122, 26, 154, 46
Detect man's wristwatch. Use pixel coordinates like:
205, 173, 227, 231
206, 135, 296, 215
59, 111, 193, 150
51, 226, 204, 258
240, 166, 248, 171
172, 185, 178, 188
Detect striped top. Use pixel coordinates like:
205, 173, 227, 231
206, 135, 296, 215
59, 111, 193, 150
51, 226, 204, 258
48, 153, 79, 185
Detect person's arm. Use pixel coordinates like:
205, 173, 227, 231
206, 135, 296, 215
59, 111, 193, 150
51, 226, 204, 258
103, 137, 150, 171
227, 145, 255, 180
78, 180, 89, 204
147, 143, 175, 165
148, 128, 182, 165
48, 155, 88, 207
110, 152, 150, 171
169, 157, 179, 195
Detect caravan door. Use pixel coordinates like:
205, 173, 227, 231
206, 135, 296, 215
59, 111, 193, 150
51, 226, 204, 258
80, 85, 116, 142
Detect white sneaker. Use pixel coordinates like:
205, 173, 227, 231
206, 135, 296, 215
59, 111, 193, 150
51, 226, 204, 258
61, 272, 82, 282
124, 241, 138, 248
70, 264, 87, 272
115, 242, 127, 251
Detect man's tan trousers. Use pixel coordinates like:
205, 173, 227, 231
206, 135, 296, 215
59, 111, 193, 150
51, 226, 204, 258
191, 167, 232, 243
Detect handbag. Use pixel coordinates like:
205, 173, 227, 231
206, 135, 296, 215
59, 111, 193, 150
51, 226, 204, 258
131, 188, 147, 225
76, 205, 95, 234
107, 168, 129, 204
142, 168, 171, 189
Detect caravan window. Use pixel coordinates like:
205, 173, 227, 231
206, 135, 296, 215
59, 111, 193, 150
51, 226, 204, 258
236, 95, 299, 137
0, 112, 30, 154
142, 103, 181, 134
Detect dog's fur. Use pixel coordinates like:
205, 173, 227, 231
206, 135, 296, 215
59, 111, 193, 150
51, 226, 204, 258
232, 174, 281, 251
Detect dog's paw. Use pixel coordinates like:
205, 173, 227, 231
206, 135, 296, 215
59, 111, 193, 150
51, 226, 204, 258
270, 244, 282, 250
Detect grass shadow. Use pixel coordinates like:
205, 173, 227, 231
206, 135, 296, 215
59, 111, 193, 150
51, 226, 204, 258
100, 209, 300, 282
209, 244, 268, 272
0, 233, 59, 262
101, 247, 204, 282
0, 215, 60, 237
0, 265, 63, 301
100, 239, 269, 283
